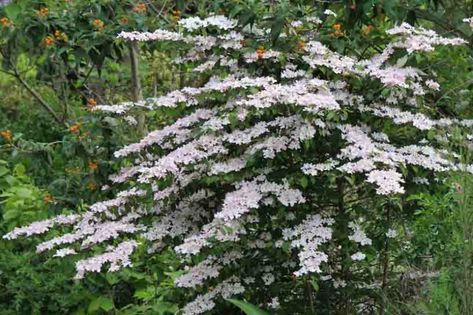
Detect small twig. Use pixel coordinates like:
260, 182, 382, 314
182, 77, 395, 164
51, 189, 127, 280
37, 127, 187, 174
379, 204, 391, 315
79, 65, 95, 87
0, 51, 66, 126
129, 41, 148, 135
304, 277, 316, 314
13, 69, 66, 126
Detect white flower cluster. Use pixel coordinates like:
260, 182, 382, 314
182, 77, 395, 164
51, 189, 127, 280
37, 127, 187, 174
463, 17, 473, 28
175, 257, 221, 288
386, 228, 398, 238
302, 159, 339, 176
283, 215, 334, 276
117, 29, 184, 42
366, 169, 405, 195
3, 214, 79, 240
74, 240, 138, 279
175, 251, 242, 288
351, 252, 366, 261
114, 109, 214, 157
348, 222, 372, 246
182, 276, 245, 315
35, 212, 141, 253
95, 76, 275, 114
174, 218, 245, 256
386, 23, 466, 54
268, 297, 281, 309
54, 248, 77, 258
215, 177, 305, 222
178, 15, 237, 31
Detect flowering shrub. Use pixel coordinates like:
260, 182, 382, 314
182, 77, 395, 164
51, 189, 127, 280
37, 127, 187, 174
4, 13, 473, 314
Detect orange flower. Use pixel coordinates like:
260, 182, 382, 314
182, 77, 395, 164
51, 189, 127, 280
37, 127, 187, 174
0, 17, 12, 28
332, 23, 342, 32
69, 123, 81, 133
256, 47, 266, 60
1, 129, 12, 141
54, 30, 68, 42
37, 7, 49, 18
297, 40, 306, 50
120, 16, 129, 24
331, 23, 343, 37
172, 10, 181, 21
43, 192, 54, 204
132, 3, 147, 14
88, 161, 98, 172
42, 35, 55, 47
92, 19, 105, 30
86, 98, 97, 110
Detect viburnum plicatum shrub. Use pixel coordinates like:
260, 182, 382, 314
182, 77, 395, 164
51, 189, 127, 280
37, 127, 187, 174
5, 14, 473, 314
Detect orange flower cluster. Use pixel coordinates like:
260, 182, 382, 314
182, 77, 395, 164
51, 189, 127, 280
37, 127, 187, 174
256, 47, 265, 59
88, 161, 98, 172
172, 10, 181, 21
86, 98, 97, 111
297, 40, 306, 50
43, 192, 54, 204
93, 19, 104, 31
69, 123, 81, 133
133, 3, 147, 14
42, 35, 54, 47
54, 30, 68, 42
37, 7, 49, 18
1, 129, 12, 141
332, 23, 343, 37
0, 17, 12, 28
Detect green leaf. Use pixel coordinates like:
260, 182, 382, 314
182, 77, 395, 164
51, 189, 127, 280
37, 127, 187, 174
0, 165, 9, 177
134, 286, 155, 300
13, 164, 26, 177
4, 4, 21, 22
72, 308, 86, 315
226, 299, 269, 315
88, 296, 114, 313
151, 301, 179, 314
396, 56, 408, 68
176, 0, 185, 10
300, 176, 309, 189
14, 187, 34, 199
310, 279, 319, 292
282, 241, 291, 254
270, 15, 285, 43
